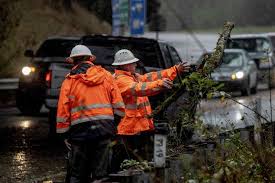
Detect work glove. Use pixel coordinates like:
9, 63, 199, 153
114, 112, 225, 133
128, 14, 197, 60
176, 61, 191, 73
162, 78, 173, 89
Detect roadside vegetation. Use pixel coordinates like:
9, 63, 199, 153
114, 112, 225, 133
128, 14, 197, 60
0, 0, 163, 78
0, 0, 111, 77
165, 116, 275, 182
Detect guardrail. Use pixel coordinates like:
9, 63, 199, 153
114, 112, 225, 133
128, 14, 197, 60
0, 78, 19, 90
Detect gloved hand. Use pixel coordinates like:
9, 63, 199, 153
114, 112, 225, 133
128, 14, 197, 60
162, 78, 173, 89
176, 61, 191, 73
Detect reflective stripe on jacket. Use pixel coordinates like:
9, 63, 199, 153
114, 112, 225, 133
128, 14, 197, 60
56, 62, 125, 134
114, 66, 178, 135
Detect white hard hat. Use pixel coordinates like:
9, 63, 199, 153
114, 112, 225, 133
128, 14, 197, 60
112, 49, 139, 66
69, 45, 93, 58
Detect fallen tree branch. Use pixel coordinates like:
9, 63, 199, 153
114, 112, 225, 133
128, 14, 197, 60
152, 21, 234, 121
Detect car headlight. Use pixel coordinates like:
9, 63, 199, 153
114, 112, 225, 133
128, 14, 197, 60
231, 71, 244, 80
236, 71, 244, 79
22, 66, 35, 76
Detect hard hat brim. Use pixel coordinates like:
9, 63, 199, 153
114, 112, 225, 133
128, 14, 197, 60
67, 55, 96, 63
70, 53, 93, 58
112, 58, 139, 66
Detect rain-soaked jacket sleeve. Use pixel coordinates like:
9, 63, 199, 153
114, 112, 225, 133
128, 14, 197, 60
117, 76, 165, 97
137, 66, 178, 82
110, 81, 125, 117
56, 79, 72, 134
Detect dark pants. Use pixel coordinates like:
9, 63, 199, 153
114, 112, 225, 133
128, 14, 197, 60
66, 139, 111, 183
110, 132, 153, 173
122, 133, 153, 161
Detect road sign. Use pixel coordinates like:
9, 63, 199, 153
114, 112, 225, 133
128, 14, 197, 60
120, 0, 129, 26
112, 0, 129, 36
130, 0, 146, 36
112, 0, 120, 35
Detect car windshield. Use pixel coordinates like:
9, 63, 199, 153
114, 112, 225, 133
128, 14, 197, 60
220, 52, 243, 68
82, 37, 161, 68
227, 38, 270, 52
35, 39, 79, 57
198, 52, 244, 68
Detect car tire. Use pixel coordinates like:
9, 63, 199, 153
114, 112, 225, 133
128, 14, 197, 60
241, 78, 251, 96
269, 68, 275, 88
16, 90, 43, 115
48, 108, 57, 139
251, 80, 258, 94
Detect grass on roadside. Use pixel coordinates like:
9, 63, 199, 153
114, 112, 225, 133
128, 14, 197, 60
0, 0, 111, 78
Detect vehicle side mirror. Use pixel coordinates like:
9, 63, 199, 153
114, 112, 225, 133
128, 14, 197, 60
24, 49, 34, 57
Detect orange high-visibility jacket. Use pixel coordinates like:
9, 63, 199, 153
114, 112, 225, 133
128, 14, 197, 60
56, 63, 125, 134
114, 66, 178, 135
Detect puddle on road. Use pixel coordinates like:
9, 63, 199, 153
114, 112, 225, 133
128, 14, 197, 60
0, 114, 67, 182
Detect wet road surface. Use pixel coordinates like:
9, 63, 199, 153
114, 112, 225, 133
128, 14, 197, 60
198, 85, 275, 129
0, 107, 66, 183
0, 87, 275, 182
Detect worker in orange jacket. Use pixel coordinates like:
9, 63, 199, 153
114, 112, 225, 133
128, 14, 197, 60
112, 49, 190, 162
56, 45, 125, 183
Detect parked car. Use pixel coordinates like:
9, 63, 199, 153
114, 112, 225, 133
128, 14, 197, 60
16, 36, 80, 115
201, 49, 258, 96
226, 33, 275, 87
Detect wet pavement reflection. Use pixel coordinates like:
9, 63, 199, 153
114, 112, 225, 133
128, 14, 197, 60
0, 107, 66, 183
198, 86, 275, 129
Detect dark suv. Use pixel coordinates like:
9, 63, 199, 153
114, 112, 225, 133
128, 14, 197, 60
16, 36, 80, 115
17, 34, 183, 134
46, 35, 183, 109
226, 33, 275, 87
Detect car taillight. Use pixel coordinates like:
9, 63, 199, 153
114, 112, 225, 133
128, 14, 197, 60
45, 70, 52, 87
